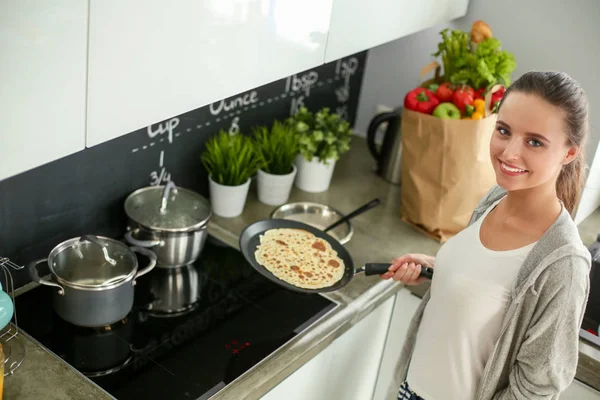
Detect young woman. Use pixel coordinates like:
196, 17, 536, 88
381, 71, 592, 400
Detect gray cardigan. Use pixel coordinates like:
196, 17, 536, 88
386, 186, 591, 399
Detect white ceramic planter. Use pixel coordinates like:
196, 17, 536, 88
294, 155, 337, 193
209, 175, 251, 218
257, 165, 297, 206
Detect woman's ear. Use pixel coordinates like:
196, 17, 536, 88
563, 145, 581, 165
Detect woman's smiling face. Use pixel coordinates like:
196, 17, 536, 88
490, 91, 579, 192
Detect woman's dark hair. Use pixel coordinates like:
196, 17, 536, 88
499, 71, 589, 213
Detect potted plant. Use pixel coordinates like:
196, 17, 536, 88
201, 130, 261, 218
253, 120, 299, 205
286, 107, 352, 193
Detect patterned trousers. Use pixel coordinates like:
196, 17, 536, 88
397, 381, 425, 400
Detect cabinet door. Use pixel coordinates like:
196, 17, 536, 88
260, 343, 334, 400
326, 296, 395, 399
260, 296, 394, 400
561, 380, 600, 400
0, 0, 87, 181
373, 289, 422, 400
86, 0, 334, 147
325, 0, 469, 63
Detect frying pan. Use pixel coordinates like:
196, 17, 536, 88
239, 219, 433, 294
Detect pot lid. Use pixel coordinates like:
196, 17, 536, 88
49, 236, 137, 289
124, 182, 212, 232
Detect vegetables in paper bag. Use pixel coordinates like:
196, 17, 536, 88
404, 88, 439, 114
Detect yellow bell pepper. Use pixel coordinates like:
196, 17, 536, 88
471, 110, 484, 120
473, 99, 485, 113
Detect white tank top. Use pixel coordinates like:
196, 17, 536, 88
407, 197, 536, 400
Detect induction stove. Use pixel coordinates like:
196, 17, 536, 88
16, 236, 337, 400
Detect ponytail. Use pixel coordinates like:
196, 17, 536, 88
557, 154, 585, 214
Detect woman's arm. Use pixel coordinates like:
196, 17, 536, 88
492, 257, 589, 400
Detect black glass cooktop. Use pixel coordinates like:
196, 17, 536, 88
16, 237, 336, 400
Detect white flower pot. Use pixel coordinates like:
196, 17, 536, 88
294, 155, 337, 193
257, 165, 297, 206
209, 175, 251, 218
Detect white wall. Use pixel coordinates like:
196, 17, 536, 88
356, 0, 600, 222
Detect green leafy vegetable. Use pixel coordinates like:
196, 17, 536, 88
253, 120, 299, 175
201, 130, 262, 186
433, 29, 516, 89
286, 107, 352, 164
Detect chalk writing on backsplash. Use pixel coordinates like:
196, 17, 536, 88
335, 86, 350, 103
129, 56, 361, 155
290, 96, 305, 116
335, 57, 359, 111
336, 57, 359, 87
336, 105, 349, 121
147, 118, 180, 144
229, 116, 240, 136
285, 71, 319, 97
209, 91, 259, 116
150, 150, 171, 186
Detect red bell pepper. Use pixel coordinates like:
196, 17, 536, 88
474, 87, 485, 100
490, 87, 505, 108
404, 88, 439, 114
487, 86, 506, 111
452, 88, 474, 114
435, 83, 454, 103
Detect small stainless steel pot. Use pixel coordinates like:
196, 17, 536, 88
124, 182, 212, 268
29, 235, 157, 328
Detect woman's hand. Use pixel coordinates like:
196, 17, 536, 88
380, 253, 435, 286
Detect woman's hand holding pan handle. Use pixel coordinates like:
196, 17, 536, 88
380, 253, 435, 286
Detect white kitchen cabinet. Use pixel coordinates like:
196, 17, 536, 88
260, 295, 395, 400
86, 0, 334, 147
324, 0, 469, 62
561, 380, 600, 400
0, 0, 87, 181
373, 289, 422, 400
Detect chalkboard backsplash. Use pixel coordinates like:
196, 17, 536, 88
0, 52, 366, 290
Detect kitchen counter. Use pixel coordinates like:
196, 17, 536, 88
2, 328, 112, 400
7, 137, 600, 399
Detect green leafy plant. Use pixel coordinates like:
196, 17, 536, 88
433, 28, 517, 89
201, 130, 262, 186
253, 120, 299, 175
286, 107, 352, 164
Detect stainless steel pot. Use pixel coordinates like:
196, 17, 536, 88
28, 235, 157, 327
124, 181, 212, 268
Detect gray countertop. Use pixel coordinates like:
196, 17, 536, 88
6, 137, 600, 399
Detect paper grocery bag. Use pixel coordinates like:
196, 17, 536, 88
399, 110, 497, 242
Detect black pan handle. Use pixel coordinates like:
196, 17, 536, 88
420, 267, 434, 280
324, 198, 381, 233
363, 263, 393, 276
360, 263, 434, 279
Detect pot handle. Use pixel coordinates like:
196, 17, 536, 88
130, 247, 157, 280
28, 259, 65, 295
78, 235, 117, 266
160, 181, 178, 214
124, 230, 163, 248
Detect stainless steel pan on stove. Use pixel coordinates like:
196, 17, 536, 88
124, 181, 212, 268
239, 219, 433, 294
